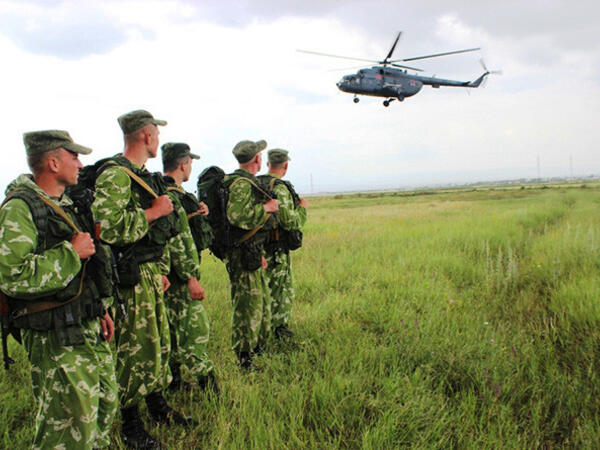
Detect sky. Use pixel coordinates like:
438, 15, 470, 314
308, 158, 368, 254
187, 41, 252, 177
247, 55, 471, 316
0, 0, 598, 193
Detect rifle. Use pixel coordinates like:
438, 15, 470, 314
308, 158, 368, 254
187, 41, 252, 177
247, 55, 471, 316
0, 292, 15, 370
110, 250, 128, 321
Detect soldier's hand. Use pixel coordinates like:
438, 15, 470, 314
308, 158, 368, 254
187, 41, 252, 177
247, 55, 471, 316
299, 197, 308, 208
146, 195, 174, 222
161, 275, 171, 292
71, 232, 95, 259
262, 255, 268, 270
187, 277, 205, 300
198, 202, 209, 216
100, 311, 114, 343
264, 199, 279, 213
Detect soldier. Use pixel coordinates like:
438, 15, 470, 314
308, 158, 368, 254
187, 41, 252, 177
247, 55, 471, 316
161, 142, 219, 394
258, 149, 307, 339
223, 140, 279, 369
92, 110, 192, 449
0, 130, 118, 449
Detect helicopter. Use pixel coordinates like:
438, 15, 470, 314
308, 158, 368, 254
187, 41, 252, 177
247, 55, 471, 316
298, 32, 501, 106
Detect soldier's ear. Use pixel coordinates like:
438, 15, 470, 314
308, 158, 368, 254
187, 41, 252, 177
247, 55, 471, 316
47, 154, 60, 173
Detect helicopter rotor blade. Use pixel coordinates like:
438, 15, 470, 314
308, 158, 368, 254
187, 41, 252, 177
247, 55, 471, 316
384, 31, 402, 63
389, 63, 424, 72
325, 64, 372, 72
392, 47, 481, 62
296, 49, 379, 64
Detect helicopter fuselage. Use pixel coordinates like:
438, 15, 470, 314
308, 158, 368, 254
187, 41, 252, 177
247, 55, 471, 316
336, 65, 481, 102
337, 66, 423, 100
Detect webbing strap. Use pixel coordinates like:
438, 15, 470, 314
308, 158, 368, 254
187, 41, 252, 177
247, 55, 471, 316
187, 211, 201, 220
3, 189, 80, 233
34, 194, 81, 233
167, 186, 185, 194
13, 260, 89, 318
239, 213, 272, 243
228, 176, 273, 244
118, 166, 158, 199
229, 176, 273, 200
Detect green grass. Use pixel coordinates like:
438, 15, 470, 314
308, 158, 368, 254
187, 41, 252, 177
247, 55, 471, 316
2, 184, 600, 448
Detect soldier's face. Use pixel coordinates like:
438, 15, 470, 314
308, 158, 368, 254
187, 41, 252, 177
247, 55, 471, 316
55, 149, 83, 186
147, 125, 160, 158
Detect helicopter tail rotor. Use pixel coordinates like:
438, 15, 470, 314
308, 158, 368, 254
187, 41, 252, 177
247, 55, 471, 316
469, 59, 502, 88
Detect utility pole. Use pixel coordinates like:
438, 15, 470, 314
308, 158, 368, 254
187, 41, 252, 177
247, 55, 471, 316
310, 173, 314, 195
537, 155, 540, 180
569, 155, 573, 179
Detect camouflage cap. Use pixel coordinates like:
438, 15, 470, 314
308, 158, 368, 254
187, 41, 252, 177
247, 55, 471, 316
268, 148, 291, 164
23, 130, 92, 156
161, 142, 200, 163
232, 139, 267, 163
117, 109, 167, 135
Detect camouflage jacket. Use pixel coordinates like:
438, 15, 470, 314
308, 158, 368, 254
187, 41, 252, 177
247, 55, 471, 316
91, 159, 150, 246
260, 174, 307, 231
224, 169, 267, 231
0, 174, 82, 298
163, 179, 201, 283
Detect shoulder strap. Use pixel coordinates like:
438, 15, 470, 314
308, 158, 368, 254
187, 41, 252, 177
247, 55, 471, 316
33, 194, 80, 233
119, 166, 158, 199
167, 186, 185, 195
229, 176, 273, 200
103, 159, 159, 199
2, 189, 81, 251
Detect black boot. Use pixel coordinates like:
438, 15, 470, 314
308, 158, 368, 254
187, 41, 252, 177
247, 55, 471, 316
238, 351, 253, 370
198, 371, 220, 397
168, 363, 192, 392
275, 324, 295, 340
145, 391, 196, 426
121, 405, 161, 449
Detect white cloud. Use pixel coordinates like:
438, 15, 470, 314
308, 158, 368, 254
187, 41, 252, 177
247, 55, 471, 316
0, 1, 598, 196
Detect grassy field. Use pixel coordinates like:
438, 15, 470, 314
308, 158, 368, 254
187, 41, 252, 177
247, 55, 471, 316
2, 183, 600, 448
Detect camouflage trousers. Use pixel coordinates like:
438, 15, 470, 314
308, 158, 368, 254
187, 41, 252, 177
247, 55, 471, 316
22, 319, 118, 450
165, 280, 214, 377
265, 250, 295, 329
114, 262, 171, 409
226, 250, 272, 354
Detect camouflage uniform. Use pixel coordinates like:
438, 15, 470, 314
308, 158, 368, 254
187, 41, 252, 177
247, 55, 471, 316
0, 173, 118, 449
224, 168, 272, 355
163, 178, 214, 379
92, 162, 172, 409
261, 173, 307, 329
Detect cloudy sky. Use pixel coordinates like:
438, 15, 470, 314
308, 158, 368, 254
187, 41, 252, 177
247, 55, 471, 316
0, 0, 598, 193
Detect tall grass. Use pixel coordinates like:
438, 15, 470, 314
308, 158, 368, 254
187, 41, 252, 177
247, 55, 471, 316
1, 185, 599, 448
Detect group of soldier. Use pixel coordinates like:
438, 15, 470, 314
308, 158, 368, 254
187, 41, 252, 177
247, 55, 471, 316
0, 109, 307, 449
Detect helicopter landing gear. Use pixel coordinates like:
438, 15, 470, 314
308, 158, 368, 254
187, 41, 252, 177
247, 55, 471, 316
353, 96, 359, 103
383, 98, 396, 107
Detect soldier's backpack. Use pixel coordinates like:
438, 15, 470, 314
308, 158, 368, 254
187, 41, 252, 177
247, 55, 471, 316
256, 175, 303, 253
66, 155, 179, 286
196, 166, 230, 260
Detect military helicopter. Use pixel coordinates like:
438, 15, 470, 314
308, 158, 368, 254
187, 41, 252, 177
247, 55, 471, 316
298, 32, 500, 106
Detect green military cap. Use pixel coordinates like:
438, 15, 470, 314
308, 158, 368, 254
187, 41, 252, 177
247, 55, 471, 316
23, 130, 92, 156
232, 139, 267, 163
267, 148, 291, 164
161, 142, 200, 163
117, 109, 167, 135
